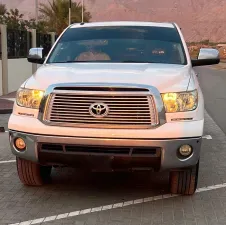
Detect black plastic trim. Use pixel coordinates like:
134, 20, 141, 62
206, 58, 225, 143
9, 129, 201, 141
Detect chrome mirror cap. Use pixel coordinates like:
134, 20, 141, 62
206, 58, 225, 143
192, 48, 220, 67
198, 48, 219, 60
27, 48, 44, 64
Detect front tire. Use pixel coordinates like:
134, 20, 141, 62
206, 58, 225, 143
16, 157, 52, 186
170, 161, 199, 195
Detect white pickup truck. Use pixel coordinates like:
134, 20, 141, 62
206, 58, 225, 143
8, 21, 219, 195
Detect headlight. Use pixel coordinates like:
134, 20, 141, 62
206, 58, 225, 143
161, 90, 198, 113
16, 88, 44, 109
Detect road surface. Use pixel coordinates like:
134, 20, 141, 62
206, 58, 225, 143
196, 66, 226, 134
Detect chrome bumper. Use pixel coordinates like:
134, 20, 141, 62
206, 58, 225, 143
9, 130, 202, 170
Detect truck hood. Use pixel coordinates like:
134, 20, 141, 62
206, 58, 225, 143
25, 63, 195, 93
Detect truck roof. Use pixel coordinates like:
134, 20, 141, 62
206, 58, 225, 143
70, 21, 175, 29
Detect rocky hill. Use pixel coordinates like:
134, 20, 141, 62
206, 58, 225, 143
2, 0, 226, 42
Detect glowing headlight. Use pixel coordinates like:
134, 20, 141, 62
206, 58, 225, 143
16, 88, 44, 109
161, 90, 198, 113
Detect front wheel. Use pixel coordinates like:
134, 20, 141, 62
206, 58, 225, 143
16, 157, 52, 186
169, 161, 199, 195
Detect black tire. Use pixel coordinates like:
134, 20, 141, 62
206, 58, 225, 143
170, 161, 199, 195
16, 157, 52, 186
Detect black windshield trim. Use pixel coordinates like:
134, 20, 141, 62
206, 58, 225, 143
50, 61, 184, 64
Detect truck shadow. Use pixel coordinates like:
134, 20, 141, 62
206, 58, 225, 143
48, 168, 170, 200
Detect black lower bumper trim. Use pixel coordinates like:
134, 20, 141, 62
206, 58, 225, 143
39, 152, 161, 171
40, 143, 161, 157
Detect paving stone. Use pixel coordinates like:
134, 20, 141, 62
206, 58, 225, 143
1, 112, 226, 225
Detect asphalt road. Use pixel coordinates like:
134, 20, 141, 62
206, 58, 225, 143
196, 66, 226, 135
0, 66, 226, 225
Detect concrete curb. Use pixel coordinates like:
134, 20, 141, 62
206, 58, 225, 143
0, 98, 14, 114
0, 109, 12, 114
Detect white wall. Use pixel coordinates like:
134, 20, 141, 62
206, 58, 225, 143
8, 58, 32, 93
0, 60, 2, 95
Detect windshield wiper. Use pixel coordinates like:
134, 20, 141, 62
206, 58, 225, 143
52, 61, 90, 63
52, 60, 152, 63
53, 60, 111, 63
122, 60, 152, 63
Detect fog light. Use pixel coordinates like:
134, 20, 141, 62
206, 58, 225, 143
179, 145, 192, 157
14, 138, 26, 151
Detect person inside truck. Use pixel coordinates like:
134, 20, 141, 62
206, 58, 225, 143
75, 44, 111, 61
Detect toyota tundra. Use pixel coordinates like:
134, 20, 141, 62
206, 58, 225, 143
8, 21, 220, 195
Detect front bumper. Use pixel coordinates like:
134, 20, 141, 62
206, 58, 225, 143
9, 130, 202, 171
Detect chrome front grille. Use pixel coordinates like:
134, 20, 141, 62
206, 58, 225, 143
44, 91, 158, 128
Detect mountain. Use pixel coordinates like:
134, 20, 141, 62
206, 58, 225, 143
2, 0, 226, 42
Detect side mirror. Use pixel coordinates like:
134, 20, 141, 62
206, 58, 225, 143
192, 48, 220, 67
27, 48, 45, 64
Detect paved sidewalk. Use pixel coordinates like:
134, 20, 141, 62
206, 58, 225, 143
0, 99, 14, 114
0, 91, 16, 99
0, 92, 16, 114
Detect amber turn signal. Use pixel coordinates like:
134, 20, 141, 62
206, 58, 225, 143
14, 138, 26, 151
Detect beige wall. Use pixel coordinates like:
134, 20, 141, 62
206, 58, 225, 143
8, 59, 32, 93
0, 60, 2, 95
0, 27, 55, 95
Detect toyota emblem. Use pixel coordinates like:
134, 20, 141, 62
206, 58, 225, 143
89, 103, 109, 118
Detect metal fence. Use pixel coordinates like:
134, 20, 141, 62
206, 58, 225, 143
37, 33, 52, 57
7, 29, 31, 59
2, 30, 54, 59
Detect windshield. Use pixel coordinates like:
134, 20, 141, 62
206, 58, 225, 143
47, 26, 187, 65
